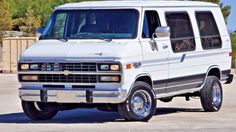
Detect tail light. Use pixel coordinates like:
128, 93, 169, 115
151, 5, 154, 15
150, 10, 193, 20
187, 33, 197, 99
229, 52, 233, 57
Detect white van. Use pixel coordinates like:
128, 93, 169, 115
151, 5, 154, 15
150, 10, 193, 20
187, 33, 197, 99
18, 1, 233, 121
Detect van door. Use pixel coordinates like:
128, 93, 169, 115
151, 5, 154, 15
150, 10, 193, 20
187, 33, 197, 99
140, 9, 170, 95
165, 12, 204, 93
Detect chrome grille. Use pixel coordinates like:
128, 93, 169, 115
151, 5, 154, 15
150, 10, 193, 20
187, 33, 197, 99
38, 63, 97, 72
38, 74, 97, 83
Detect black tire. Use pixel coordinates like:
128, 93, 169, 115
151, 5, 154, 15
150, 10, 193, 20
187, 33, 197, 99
22, 101, 58, 120
118, 81, 156, 121
200, 76, 223, 112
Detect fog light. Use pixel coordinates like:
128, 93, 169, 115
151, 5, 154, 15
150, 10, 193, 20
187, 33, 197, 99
21, 75, 38, 81
30, 64, 39, 70
20, 64, 29, 70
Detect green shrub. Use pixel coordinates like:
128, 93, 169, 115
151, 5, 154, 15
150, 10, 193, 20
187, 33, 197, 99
231, 33, 236, 68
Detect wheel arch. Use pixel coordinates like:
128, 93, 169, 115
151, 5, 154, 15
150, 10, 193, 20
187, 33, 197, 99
206, 66, 222, 80
135, 74, 153, 88
127, 73, 154, 98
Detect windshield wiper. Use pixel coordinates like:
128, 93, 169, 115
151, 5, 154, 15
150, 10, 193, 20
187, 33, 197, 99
39, 35, 68, 42
71, 33, 112, 42
97, 37, 112, 42
56, 38, 68, 42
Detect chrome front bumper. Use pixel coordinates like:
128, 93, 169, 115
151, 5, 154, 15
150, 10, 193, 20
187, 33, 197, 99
19, 88, 127, 104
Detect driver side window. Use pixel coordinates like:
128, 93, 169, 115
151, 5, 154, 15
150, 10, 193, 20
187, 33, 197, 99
142, 10, 161, 38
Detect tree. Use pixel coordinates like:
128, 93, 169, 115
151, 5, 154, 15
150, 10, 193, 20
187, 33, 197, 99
231, 33, 236, 68
18, 8, 41, 37
0, 0, 13, 45
195, 0, 231, 22
9, 0, 87, 27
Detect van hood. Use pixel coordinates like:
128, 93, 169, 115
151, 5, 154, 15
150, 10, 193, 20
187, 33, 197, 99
20, 40, 140, 62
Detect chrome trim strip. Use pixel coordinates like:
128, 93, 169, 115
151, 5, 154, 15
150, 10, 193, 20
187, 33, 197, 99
19, 57, 120, 62
18, 71, 122, 75
156, 87, 201, 99
21, 82, 121, 85
166, 81, 203, 89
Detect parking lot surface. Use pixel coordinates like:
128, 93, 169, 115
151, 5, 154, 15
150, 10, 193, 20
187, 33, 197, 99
0, 74, 236, 132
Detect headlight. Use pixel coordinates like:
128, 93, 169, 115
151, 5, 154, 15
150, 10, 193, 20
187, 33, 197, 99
100, 64, 110, 71
98, 64, 120, 71
19, 63, 39, 70
20, 64, 29, 70
21, 75, 38, 81
110, 64, 120, 71
30, 64, 39, 70
99, 75, 120, 82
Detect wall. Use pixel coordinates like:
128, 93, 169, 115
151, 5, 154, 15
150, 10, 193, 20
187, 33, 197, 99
1, 37, 37, 73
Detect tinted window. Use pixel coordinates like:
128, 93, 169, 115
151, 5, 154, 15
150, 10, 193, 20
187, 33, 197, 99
51, 13, 67, 38
142, 11, 161, 38
166, 12, 196, 53
42, 9, 139, 39
196, 12, 222, 49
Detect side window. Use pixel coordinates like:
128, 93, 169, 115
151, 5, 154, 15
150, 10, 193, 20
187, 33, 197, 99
166, 12, 196, 53
52, 13, 67, 37
196, 12, 222, 49
142, 11, 161, 38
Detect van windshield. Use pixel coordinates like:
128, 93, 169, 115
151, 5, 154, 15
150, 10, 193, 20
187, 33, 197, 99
41, 9, 139, 40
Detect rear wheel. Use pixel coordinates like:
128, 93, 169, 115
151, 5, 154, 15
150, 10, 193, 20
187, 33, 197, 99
118, 81, 156, 121
22, 101, 58, 120
200, 76, 223, 112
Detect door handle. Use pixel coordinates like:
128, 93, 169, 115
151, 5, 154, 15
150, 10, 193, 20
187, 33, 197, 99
162, 44, 168, 49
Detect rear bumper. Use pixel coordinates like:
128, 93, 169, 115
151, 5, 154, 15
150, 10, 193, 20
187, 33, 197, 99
19, 88, 127, 104
225, 74, 234, 84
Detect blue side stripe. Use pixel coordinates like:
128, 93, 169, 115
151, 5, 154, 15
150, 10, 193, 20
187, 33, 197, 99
180, 54, 186, 62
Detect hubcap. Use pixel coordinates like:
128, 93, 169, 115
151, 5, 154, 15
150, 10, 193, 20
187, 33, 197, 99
133, 96, 144, 109
131, 90, 152, 117
212, 82, 222, 107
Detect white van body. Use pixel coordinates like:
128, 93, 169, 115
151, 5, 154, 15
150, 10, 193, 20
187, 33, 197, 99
18, 1, 233, 121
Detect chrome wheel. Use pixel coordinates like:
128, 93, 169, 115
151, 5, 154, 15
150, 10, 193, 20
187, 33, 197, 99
131, 90, 152, 117
200, 76, 223, 112
212, 82, 222, 107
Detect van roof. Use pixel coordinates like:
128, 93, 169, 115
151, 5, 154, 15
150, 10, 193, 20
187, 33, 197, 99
57, 0, 219, 10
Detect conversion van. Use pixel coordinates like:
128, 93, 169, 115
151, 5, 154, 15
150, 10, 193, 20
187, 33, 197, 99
18, 1, 233, 121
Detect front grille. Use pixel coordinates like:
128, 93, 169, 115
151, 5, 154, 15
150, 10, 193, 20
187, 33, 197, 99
19, 74, 98, 83
38, 63, 97, 72
38, 74, 97, 83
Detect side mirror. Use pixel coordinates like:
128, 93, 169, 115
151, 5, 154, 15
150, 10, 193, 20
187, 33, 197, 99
36, 28, 44, 37
153, 26, 170, 38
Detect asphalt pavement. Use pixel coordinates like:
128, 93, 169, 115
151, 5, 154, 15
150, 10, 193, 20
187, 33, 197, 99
0, 74, 236, 132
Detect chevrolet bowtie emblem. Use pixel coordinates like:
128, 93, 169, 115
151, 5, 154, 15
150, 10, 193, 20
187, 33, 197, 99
63, 70, 71, 76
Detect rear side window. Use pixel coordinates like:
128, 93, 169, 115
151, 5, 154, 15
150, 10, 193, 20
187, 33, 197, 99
196, 12, 222, 49
166, 12, 195, 53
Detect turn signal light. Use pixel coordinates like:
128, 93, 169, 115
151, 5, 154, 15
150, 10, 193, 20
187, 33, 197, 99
126, 64, 132, 69
21, 75, 38, 81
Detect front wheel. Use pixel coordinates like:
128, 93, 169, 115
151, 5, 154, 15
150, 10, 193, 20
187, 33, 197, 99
22, 101, 58, 120
200, 76, 223, 112
118, 81, 156, 121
